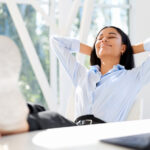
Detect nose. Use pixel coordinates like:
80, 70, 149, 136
101, 37, 108, 43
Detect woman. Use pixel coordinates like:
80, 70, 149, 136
51, 26, 150, 125
1, 26, 149, 136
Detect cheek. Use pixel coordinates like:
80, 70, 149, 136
95, 40, 102, 50
112, 46, 122, 56
112, 40, 122, 53
95, 41, 100, 49
96, 50, 100, 57
95, 43, 99, 54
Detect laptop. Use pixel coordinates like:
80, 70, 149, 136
101, 132, 150, 150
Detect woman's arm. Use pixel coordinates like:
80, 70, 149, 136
131, 38, 150, 86
132, 43, 144, 54
51, 36, 87, 86
132, 38, 150, 54
80, 43, 92, 56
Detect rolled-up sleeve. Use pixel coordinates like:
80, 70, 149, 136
50, 36, 87, 86
144, 38, 150, 52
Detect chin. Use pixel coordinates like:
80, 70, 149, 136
98, 53, 112, 59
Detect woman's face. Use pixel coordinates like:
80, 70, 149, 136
95, 27, 126, 60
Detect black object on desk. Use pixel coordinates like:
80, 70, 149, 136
101, 132, 150, 150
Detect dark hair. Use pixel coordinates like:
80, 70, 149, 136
90, 26, 134, 69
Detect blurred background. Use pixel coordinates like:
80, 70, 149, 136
0, 0, 150, 120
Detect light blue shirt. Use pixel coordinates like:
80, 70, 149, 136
51, 36, 150, 122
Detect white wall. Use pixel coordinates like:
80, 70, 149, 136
129, 0, 150, 43
130, 0, 150, 119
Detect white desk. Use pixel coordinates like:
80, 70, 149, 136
1, 119, 150, 150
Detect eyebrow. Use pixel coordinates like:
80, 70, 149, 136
99, 32, 117, 37
108, 32, 117, 35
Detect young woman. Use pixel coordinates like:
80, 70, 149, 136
51, 26, 150, 125
1, 26, 149, 136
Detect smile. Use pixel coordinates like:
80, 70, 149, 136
101, 44, 112, 48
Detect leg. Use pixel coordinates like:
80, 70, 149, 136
37, 111, 76, 129
28, 111, 76, 131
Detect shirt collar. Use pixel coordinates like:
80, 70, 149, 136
90, 65, 100, 73
90, 64, 125, 75
104, 64, 125, 76
113, 64, 125, 70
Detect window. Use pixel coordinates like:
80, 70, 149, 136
0, 0, 130, 111
0, 2, 50, 108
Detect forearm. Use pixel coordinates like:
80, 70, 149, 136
132, 38, 150, 54
80, 43, 92, 56
132, 43, 144, 54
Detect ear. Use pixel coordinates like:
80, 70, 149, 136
121, 44, 126, 53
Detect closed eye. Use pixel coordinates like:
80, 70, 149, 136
96, 36, 116, 41
108, 36, 116, 39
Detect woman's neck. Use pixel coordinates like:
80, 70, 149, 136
100, 58, 120, 75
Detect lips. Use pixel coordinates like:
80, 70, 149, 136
99, 43, 112, 49
101, 43, 112, 47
